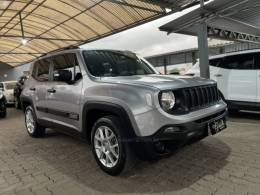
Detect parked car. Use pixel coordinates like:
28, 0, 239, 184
21, 48, 227, 175
185, 49, 260, 112
0, 91, 6, 118
0, 81, 17, 105
14, 76, 28, 109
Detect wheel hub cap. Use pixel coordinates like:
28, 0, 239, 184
25, 109, 35, 134
94, 126, 119, 168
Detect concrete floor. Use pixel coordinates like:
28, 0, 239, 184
0, 108, 260, 195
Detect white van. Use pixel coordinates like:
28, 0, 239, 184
185, 49, 260, 112
0, 81, 17, 104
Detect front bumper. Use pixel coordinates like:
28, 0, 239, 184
132, 108, 227, 160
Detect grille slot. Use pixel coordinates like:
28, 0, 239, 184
182, 85, 220, 111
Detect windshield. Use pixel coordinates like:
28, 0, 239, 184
4, 82, 16, 90
83, 50, 156, 77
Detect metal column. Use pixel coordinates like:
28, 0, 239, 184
197, 22, 210, 78
163, 57, 167, 75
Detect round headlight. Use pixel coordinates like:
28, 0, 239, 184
160, 91, 175, 111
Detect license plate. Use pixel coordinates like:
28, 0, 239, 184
208, 118, 226, 135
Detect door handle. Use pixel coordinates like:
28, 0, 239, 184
47, 88, 56, 93
214, 74, 223, 77
29, 87, 36, 91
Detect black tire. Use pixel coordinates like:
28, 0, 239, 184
91, 116, 136, 176
0, 102, 6, 118
228, 108, 239, 114
0, 110, 6, 118
25, 106, 45, 137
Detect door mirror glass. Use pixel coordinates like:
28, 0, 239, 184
53, 70, 72, 83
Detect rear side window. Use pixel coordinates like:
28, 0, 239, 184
209, 58, 222, 67
219, 53, 254, 70
254, 52, 260, 69
32, 59, 51, 81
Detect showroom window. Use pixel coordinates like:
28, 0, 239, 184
32, 59, 51, 82
220, 53, 254, 69
52, 53, 81, 82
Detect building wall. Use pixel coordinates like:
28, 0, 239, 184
145, 42, 260, 71
0, 64, 30, 82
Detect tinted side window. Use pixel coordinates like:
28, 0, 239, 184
32, 59, 51, 81
254, 52, 260, 69
220, 54, 254, 70
209, 58, 222, 67
52, 53, 81, 82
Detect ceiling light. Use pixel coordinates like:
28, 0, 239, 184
21, 38, 27, 45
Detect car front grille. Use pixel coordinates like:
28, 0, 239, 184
181, 84, 220, 111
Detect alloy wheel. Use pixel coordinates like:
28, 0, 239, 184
25, 109, 35, 134
94, 126, 120, 168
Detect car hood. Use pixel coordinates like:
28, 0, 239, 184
99, 75, 215, 90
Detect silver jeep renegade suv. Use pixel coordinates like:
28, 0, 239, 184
21, 48, 227, 175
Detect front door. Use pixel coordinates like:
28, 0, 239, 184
218, 53, 257, 102
45, 53, 83, 131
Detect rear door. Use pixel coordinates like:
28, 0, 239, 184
31, 58, 52, 119
45, 53, 83, 131
218, 53, 256, 102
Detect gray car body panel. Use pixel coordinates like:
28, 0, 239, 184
21, 49, 227, 137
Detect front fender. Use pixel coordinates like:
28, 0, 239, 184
82, 101, 139, 141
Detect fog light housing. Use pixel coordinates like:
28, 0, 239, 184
154, 141, 165, 153
164, 126, 181, 133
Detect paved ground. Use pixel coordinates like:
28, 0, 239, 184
0, 109, 260, 195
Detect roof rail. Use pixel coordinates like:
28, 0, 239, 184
40, 45, 80, 57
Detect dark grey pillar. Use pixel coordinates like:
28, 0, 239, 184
197, 22, 210, 78
163, 57, 167, 75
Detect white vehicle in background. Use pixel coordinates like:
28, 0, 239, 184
185, 49, 260, 112
0, 81, 17, 105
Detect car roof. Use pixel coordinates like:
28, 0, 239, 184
36, 48, 134, 58
33, 48, 136, 64
210, 48, 260, 60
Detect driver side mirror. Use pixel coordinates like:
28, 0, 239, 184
54, 70, 72, 83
